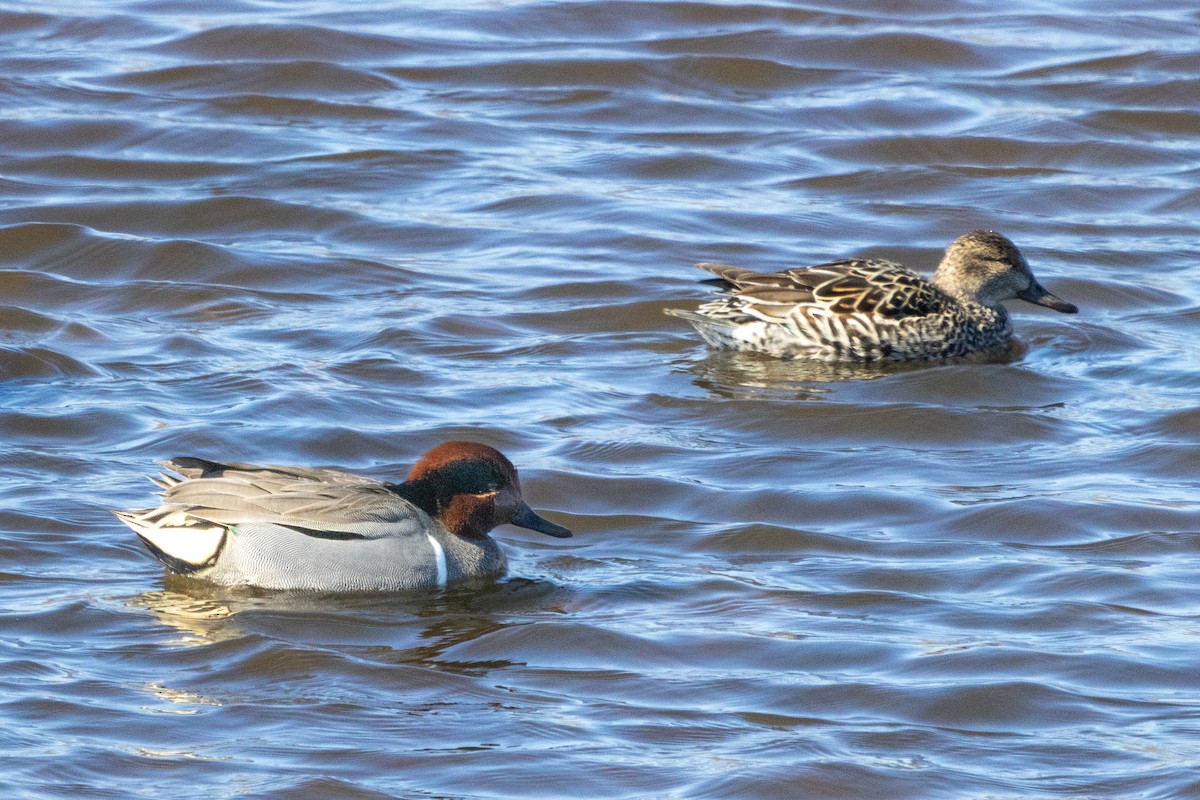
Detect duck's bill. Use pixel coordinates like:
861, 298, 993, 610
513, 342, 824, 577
1017, 282, 1078, 314
511, 503, 573, 538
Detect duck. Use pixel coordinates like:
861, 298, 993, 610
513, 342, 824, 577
114, 441, 572, 592
666, 230, 1078, 362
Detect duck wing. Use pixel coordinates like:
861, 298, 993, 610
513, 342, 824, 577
153, 457, 422, 539
697, 259, 951, 320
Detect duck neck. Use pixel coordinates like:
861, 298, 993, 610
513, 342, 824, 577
930, 267, 977, 307
960, 301, 1012, 338
388, 478, 439, 519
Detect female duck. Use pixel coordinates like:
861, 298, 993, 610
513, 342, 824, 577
668, 230, 1077, 362
115, 441, 571, 592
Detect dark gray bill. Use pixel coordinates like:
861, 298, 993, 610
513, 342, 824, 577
1017, 282, 1078, 314
511, 503, 572, 538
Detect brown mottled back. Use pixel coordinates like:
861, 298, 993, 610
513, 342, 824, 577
700, 259, 953, 321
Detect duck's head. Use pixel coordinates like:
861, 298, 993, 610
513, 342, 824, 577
933, 230, 1077, 314
406, 441, 572, 540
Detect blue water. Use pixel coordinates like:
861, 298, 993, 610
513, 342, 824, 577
2, 1, 1200, 797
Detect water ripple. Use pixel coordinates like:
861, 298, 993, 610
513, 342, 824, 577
2, 1, 1199, 798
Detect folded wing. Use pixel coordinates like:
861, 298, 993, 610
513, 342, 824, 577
696, 259, 950, 320
148, 457, 423, 539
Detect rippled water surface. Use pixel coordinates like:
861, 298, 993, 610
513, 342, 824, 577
3, 1, 1200, 797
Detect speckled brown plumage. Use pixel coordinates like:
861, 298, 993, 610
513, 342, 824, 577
667, 230, 1077, 362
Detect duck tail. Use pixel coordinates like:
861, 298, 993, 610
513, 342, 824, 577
113, 508, 226, 574
664, 307, 750, 352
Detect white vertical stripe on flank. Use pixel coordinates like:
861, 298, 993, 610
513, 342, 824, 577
426, 533, 448, 588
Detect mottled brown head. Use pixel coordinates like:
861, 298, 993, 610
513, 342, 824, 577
933, 230, 1077, 313
405, 441, 572, 540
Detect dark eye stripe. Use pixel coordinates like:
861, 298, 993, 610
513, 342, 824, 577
430, 459, 507, 495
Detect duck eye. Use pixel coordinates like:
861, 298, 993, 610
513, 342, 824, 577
471, 487, 501, 500
440, 459, 507, 496
470, 478, 502, 495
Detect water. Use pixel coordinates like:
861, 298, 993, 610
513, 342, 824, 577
2, 1, 1200, 797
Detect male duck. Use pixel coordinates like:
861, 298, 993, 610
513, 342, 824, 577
114, 441, 572, 592
667, 230, 1077, 362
